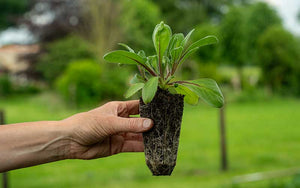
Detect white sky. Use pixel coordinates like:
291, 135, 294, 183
262, 0, 300, 35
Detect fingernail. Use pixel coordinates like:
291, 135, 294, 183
143, 119, 152, 129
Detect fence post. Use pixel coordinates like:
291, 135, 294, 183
0, 110, 9, 188
219, 104, 228, 171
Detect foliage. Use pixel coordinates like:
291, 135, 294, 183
104, 21, 224, 107
55, 60, 103, 106
220, 6, 247, 67
0, 75, 12, 96
0, 0, 29, 29
55, 60, 130, 106
245, 2, 281, 64
37, 35, 94, 84
120, 0, 161, 54
191, 23, 220, 63
257, 26, 300, 96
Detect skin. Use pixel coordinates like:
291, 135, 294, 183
0, 100, 153, 173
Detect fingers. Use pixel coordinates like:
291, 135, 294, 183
123, 100, 140, 116
107, 116, 153, 134
121, 140, 144, 153
119, 132, 143, 141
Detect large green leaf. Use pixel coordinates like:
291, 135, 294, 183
171, 46, 183, 63
152, 21, 172, 60
130, 74, 145, 84
181, 78, 224, 108
175, 84, 198, 105
185, 35, 218, 53
124, 83, 144, 98
142, 77, 159, 104
103, 50, 146, 66
182, 29, 195, 47
167, 33, 184, 57
147, 55, 158, 73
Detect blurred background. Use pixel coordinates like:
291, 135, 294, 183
0, 0, 300, 187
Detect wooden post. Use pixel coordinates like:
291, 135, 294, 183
219, 105, 228, 171
0, 110, 9, 188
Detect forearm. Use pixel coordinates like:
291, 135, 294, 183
0, 121, 71, 172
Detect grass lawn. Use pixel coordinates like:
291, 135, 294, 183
0, 92, 300, 188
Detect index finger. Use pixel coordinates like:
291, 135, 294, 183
124, 100, 140, 115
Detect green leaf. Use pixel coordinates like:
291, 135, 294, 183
167, 33, 184, 57
124, 83, 144, 98
175, 84, 198, 105
178, 47, 199, 67
182, 29, 195, 47
104, 50, 146, 66
130, 74, 145, 84
147, 55, 158, 73
137, 50, 146, 60
181, 78, 224, 108
142, 77, 159, 104
153, 21, 172, 59
185, 35, 218, 53
118, 43, 135, 53
173, 33, 184, 48
171, 46, 183, 63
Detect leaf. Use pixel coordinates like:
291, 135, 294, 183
182, 29, 195, 47
181, 78, 224, 108
167, 33, 184, 57
152, 21, 172, 59
104, 50, 146, 66
185, 35, 218, 53
171, 46, 183, 63
118, 43, 135, 53
124, 83, 144, 98
175, 84, 198, 105
178, 47, 199, 67
147, 55, 158, 73
137, 50, 146, 60
142, 77, 159, 104
173, 33, 184, 48
130, 74, 145, 84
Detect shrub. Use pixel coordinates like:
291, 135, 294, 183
55, 60, 102, 106
257, 26, 300, 96
0, 74, 13, 96
55, 60, 130, 107
37, 35, 94, 84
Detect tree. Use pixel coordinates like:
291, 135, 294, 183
257, 26, 300, 95
219, 6, 247, 89
245, 2, 281, 64
0, 0, 29, 30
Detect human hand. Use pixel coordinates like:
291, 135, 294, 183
62, 100, 153, 160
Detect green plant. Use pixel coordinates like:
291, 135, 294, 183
0, 74, 13, 96
55, 60, 103, 107
104, 21, 224, 107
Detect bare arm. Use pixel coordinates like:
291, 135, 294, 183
0, 100, 153, 172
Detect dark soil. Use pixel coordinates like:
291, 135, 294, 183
140, 87, 184, 176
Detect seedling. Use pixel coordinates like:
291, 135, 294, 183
104, 21, 224, 175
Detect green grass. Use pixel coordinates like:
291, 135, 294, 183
0, 93, 300, 188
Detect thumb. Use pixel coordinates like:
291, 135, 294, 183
108, 116, 153, 134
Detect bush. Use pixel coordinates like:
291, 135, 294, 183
55, 60, 131, 107
37, 35, 94, 84
257, 26, 300, 96
55, 60, 103, 106
0, 75, 13, 96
